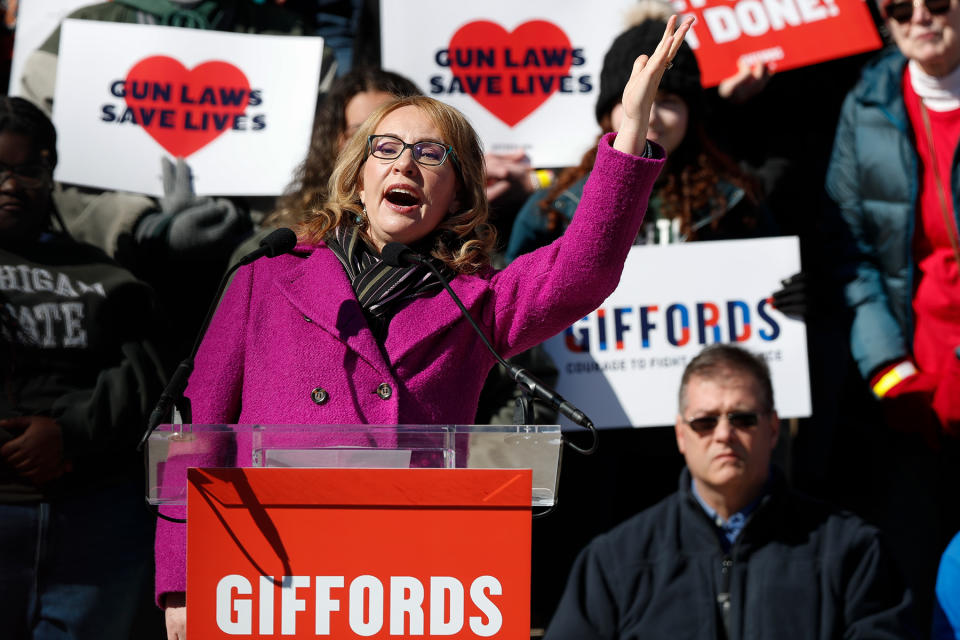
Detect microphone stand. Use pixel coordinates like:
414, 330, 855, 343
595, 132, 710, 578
383, 243, 598, 455
136, 228, 298, 451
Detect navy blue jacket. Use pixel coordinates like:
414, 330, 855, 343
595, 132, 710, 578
544, 468, 917, 640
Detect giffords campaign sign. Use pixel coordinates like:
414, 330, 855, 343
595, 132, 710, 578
52, 20, 322, 196
541, 237, 811, 428
381, 0, 637, 167
188, 468, 531, 638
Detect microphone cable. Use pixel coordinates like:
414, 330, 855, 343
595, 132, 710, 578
381, 243, 598, 455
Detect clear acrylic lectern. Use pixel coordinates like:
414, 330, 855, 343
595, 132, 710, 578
145, 424, 562, 508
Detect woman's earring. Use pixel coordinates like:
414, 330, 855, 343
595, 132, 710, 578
355, 206, 367, 226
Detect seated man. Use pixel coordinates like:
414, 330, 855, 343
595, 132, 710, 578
545, 344, 917, 639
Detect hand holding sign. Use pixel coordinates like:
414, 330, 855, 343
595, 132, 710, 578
159, 156, 197, 215
614, 15, 696, 157
53, 21, 323, 196
135, 157, 248, 256
717, 61, 774, 104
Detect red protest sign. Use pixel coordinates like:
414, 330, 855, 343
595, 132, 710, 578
675, 0, 882, 86
122, 56, 254, 158
187, 468, 532, 638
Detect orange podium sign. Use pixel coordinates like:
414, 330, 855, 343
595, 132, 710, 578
186, 468, 532, 638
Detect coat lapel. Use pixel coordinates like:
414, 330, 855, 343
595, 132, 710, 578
274, 244, 390, 375
384, 270, 493, 363
274, 244, 495, 369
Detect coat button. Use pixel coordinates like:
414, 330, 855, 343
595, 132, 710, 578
311, 387, 329, 405
376, 383, 392, 400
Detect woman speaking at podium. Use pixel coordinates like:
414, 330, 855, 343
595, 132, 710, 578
157, 16, 693, 638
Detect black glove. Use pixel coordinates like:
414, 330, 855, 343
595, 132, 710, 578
771, 271, 808, 318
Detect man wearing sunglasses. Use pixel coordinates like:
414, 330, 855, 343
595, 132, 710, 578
826, 0, 960, 628
544, 345, 915, 640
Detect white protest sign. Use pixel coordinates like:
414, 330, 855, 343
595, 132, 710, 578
52, 20, 322, 196
381, 0, 636, 167
541, 237, 811, 428
7, 0, 91, 97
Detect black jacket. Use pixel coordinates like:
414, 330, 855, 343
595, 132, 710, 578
545, 468, 917, 639
0, 233, 166, 501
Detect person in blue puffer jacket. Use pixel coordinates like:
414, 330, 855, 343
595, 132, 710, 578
826, 42, 960, 440
825, 0, 960, 628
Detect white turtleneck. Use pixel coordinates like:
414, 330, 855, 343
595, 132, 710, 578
908, 59, 960, 112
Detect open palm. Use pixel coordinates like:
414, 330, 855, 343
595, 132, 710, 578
614, 15, 696, 156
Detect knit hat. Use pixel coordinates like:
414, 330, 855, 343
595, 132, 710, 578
595, 20, 702, 125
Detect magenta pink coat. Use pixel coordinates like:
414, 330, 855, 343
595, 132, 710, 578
154, 133, 664, 601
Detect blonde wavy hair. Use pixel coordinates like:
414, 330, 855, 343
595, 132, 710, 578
298, 96, 496, 274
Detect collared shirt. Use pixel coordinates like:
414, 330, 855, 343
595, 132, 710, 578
691, 477, 766, 552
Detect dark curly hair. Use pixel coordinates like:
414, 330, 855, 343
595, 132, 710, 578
653, 121, 763, 240
537, 111, 761, 243
0, 96, 57, 168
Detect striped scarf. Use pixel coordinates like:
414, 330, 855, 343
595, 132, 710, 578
326, 226, 447, 339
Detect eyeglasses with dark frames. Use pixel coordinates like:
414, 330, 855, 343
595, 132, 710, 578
884, 0, 951, 23
0, 163, 51, 188
367, 134, 460, 171
683, 411, 762, 433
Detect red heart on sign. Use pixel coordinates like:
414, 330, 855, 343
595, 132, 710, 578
448, 20, 574, 127
123, 56, 251, 158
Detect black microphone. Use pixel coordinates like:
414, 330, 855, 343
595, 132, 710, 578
381, 242, 598, 455
381, 242, 419, 267
240, 227, 298, 264
136, 227, 299, 451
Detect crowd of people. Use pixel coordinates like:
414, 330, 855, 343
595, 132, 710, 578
0, 0, 959, 638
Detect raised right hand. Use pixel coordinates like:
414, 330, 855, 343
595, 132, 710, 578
613, 14, 696, 157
